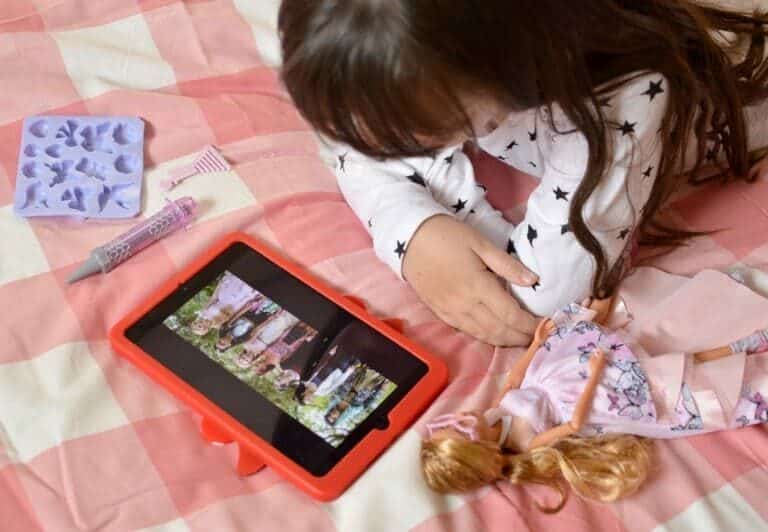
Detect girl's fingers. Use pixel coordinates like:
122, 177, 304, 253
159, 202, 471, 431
477, 273, 537, 335
469, 304, 532, 347
473, 238, 538, 287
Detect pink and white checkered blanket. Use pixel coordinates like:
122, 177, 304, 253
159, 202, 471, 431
1, 1, 767, 531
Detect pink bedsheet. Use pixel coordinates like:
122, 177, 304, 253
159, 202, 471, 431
1, 1, 767, 530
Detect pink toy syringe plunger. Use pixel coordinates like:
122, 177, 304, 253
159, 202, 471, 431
162, 145, 230, 191
67, 197, 197, 284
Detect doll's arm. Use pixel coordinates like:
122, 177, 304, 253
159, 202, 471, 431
570, 349, 607, 429
527, 349, 606, 449
495, 319, 555, 403
527, 423, 577, 449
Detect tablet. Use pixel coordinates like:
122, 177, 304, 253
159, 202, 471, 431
110, 232, 447, 500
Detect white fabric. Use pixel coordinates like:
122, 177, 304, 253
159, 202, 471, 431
329, 72, 768, 316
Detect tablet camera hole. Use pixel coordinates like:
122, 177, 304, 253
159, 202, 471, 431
373, 415, 390, 430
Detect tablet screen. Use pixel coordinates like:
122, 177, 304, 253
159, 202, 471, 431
125, 242, 427, 475
164, 271, 398, 448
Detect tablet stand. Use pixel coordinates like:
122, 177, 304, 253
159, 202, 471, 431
197, 294, 404, 477
199, 417, 267, 474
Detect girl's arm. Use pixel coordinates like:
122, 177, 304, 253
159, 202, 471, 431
527, 349, 606, 449
495, 319, 554, 403
330, 140, 538, 347
496, 73, 669, 317
330, 141, 514, 276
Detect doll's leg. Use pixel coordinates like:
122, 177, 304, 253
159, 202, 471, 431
727, 355, 768, 428
693, 346, 734, 363
694, 329, 768, 362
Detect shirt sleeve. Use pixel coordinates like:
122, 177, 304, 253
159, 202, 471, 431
327, 141, 514, 278
501, 73, 669, 316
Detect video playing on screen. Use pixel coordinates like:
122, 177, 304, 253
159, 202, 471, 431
163, 271, 397, 447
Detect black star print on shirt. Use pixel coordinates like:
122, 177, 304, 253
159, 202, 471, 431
529, 161, 537, 168
642, 165, 654, 179
497, 155, 507, 161
394, 241, 406, 258
367, 219, 373, 228
338, 153, 348, 172
561, 224, 570, 235
407, 171, 426, 187
527, 225, 538, 247
507, 239, 516, 255
553, 186, 569, 201
618, 121, 637, 136
618, 228, 630, 240
451, 198, 467, 213
444, 154, 454, 165
528, 130, 537, 142
506, 140, 518, 150
531, 280, 541, 291
641, 80, 664, 101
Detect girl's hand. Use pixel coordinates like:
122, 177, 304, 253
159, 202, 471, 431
403, 215, 539, 346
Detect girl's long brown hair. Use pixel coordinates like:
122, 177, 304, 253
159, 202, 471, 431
279, 0, 768, 297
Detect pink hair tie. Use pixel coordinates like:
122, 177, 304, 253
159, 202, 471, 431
425, 413, 480, 440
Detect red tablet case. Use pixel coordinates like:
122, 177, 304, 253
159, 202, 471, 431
109, 232, 448, 501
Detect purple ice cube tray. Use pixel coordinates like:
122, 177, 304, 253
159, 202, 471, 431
14, 116, 145, 218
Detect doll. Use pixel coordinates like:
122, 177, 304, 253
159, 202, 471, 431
420, 297, 768, 511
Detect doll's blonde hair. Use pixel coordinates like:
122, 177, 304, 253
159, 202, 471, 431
421, 434, 652, 512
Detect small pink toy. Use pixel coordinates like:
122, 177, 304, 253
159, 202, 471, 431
162, 145, 230, 190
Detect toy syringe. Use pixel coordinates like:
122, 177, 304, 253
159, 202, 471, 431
67, 197, 197, 284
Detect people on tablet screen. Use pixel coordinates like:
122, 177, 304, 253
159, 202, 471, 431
215, 298, 278, 351
190, 271, 259, 336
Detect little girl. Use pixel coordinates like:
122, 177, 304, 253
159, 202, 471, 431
278, 0, 768, 346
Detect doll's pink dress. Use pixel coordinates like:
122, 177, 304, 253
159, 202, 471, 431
496, 303, 768, 442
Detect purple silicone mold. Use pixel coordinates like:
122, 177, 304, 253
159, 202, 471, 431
14, 116, 145, 218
